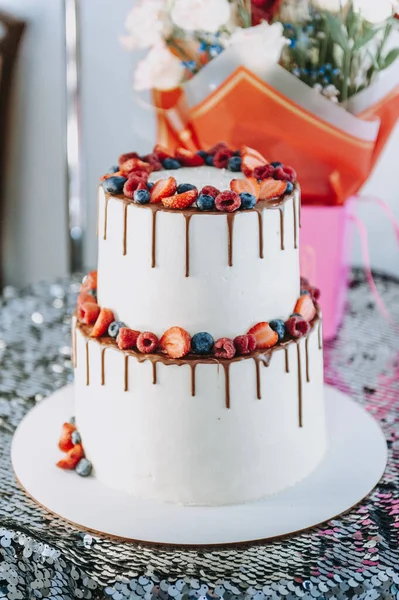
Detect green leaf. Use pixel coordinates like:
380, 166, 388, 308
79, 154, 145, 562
324, 12, 348, 51
381, 48, 399, 70
353, 27, 380, 52
345, 3, 358, 38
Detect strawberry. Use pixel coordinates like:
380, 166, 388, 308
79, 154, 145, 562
78, 302, 101, 325
241, 145, 268, 176
153, 144, 174, 161
247, 322, 279, 349
58, 422, 77, 452
57, 443, 85, 470
77, 292, 97, 307
241, 145, 268, 163
91, 308, 115, 338
175, 147, 205, 167
160, 326, 191, 358
81, 271, 97, 291
150, 177, 177, 204
259, 178, 287, 200
230, 177, 260, 200
118, 151, 139, 166
294, 295, 316, 322
120, 158, 152, 177
117, 328, 141, 350
162, 189, 198, 209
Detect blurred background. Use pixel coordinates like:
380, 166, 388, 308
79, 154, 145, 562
1, 0, 399, 289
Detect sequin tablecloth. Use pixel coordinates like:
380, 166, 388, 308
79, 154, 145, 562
1, 270, 399, 599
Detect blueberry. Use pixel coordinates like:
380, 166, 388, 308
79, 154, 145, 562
75, 458, 92, 478
69, 416, 76, 425
71, 430, 81, 445
177, 183, 197, 194
191, 332, 214, 354
234, 150, 241, 157
205, 155, 214, 166
271, 161, 283, 167
147, 181, 154, 190
269, 319, 286, 342
133, 189, 151, 204
196, 150, 208, 159
197, 194, 215, 211
301, 289, 311, 296
162, 158, 181, 169
285, 181, 294, 194
107, 165, 119, 174
239, 192, 256, 210
87, 288, 97, 300
227, 156, 242, 172
108, 321, 126, 338
102, 176, 127, 195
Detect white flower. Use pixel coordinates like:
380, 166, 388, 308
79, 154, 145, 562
353, 0, 397, 23
133, 42, 184, 90
170, 0, 231, 33
311, 0, 348, 12
228, 22, 287, 69
121, 0, 170, 50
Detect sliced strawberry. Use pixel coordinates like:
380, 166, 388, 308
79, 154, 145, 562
154, 144, 174, 161
160, 326, 191, 358
162, 189, 198, 209
230, 177, 260, 200
81, 271, 97, 291
241, 145, 268, 163
117, 328, 141, 350
150, 177, 177, 204
175, 147, 205, 167
241, 146, 268, 176
259, 178, 287, 200
58, 422, 77, 452
91, 308, 115, 338
77, 292, 97, 307
294, 295, 316, 322
57, 443, 85, 470
118, 151, 140, 166
120, 158, 152, 177
78, 303, 101, 325
101, 170, 123, 182
247, 322, 279, 349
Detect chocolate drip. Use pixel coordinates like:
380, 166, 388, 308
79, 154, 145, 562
223, 363, 231, 408
254, 358, 261, 400
297, 343, 303, 428
101, 348, 106, 385
124, 355, 129, 391
72, 319, 77, 368
123, 201, 128, 256
103, 196, 109, 240
293, 196, 298, 250
190, 363, 196, 397
279, 206, 285, 251
85, 342, 90, 386
318, 321, 323, 350
285, 348, 289, 373
305, 337, 310, 383
227, 214, 235, 267
152, 361, 157, 385
255, 208, 264, 259
185, 214, 192, 278
151, 210, 157, 268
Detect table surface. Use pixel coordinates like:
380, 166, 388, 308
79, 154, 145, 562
0, 270, 399, 600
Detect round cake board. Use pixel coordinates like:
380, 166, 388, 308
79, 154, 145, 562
11, 385, 387, 546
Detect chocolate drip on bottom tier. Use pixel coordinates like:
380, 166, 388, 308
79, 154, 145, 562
191, 363, 196, 397
101, 348, 106, 385
254, 359, 261, 400
223, 363, 231, 409
152, 361, 157, 385
297, 343, 303, 428
284, 348, 290, 373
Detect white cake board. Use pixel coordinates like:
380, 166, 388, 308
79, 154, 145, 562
11, 385, 387, 546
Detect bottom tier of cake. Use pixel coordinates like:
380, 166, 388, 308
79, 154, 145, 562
73, 319, 326, 506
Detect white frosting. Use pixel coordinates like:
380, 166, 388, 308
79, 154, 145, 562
148, 165, 245, 188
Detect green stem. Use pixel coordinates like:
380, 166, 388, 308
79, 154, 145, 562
341, 45, 351, 102
376, 19, 393, 69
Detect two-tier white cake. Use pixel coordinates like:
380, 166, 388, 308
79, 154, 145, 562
61, 143, 325, 506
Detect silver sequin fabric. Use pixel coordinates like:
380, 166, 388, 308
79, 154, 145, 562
0, 270, 399, 599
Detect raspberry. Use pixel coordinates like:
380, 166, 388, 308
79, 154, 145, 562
234, 334, 256, 355
200, 185, 220, 198
285, 315, 310, 338
143, 152, 163, 171
253, 164, 275, 180
213, 148, 235, 169
78, 302, 101, 325
117, 328, 141, 350
77, 292, 97, 307
127, 170, 148, 181
119, 152, 139, 165
214, 338, 236, 359
123, 177, 147, 199
274, 165, 297, 183
207, 142, 229, 156
137, 332, 159, 354
215, 190, 241, 212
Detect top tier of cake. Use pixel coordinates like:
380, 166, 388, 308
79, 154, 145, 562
96, 146, 300, 339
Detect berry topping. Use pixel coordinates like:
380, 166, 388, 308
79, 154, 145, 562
57, 444, 84, 470
76, 458, 93, 477
91, 308, 115, 338
134, 188, 151, 204
102, 176, 127, 195
269, 319, 286, 341
197, 194, 215, 211
227, 156, 242, 172
285, 315, 310, 338
271, 161, 283, 167
150, 177, 177, 203
137, 332, 159, 354
215, 190, 241, 212
58, 422, 77, 452
285, 181, 294, 194
162, 189, 198, 209
247, 322, 279, 349
77, 292, 97, 307
259, 178, 287, 200
205, 155, 215, 166
82, 270, 97, 291
253, 164, 276, 180
239, 192, 257, 210
162, 158, 182, 170
207, 141, 229, 155
71, 430, 81, 445
230, 177, 260, 200
108, 165, 119, 174
200, 185, 220, 198
214, 337, 236, 359
143, 152, 163, 171
117, 328, 141, 350
274, 165, 297, 183
294, 295, 317, 322
241, 145, 268, 176
191, 332, 214, 355
108, 321, 126, 339
160, 326, 191, 358
196, 150, 208, 159
123, 176, 147, 199
234, 334, 257, 355
175, 147, 205, 166
119, 152, 139, 165
177, 183, 197, 194
213, 148, 235, 169
120, 158, 151, 176
127, 169, 149, 182
78, 302, 101, 325
153, 144, 174, 161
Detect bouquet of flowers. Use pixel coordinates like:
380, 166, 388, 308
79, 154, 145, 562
122, 0, 399, 338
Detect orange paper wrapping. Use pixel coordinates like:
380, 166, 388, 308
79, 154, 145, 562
153, 66, 399, 206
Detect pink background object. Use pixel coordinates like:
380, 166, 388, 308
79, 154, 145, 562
300, 202, 354, 341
